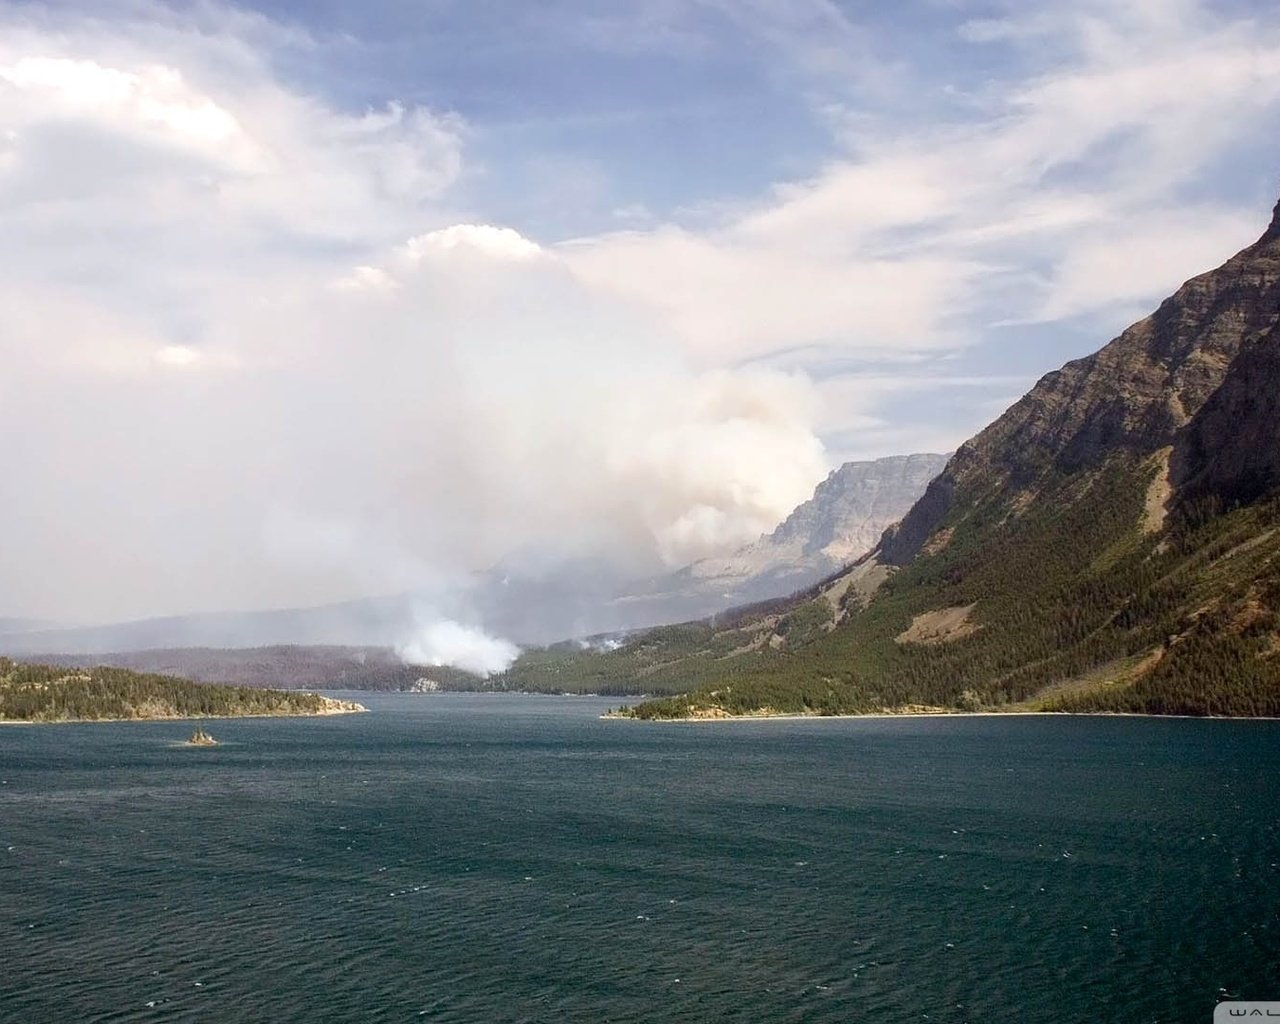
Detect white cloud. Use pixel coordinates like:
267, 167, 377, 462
0, 55, 252, 160
604, 368, 827, 563
1033, 208, 1261, 321
333, 265, 400, 293
557, 1, 1280, 367
561, 226, 986, 363
403, 224, 544, 262
153, 343, 240, 370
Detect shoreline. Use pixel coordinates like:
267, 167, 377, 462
0, 702, 368, 726
603, 709, 1280, 723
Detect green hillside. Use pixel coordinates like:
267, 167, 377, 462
622, 461, 1280, 718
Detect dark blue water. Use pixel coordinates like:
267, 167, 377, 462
2, 695, 1278, 1023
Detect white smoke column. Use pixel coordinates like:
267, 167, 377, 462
396, 615, 520, 677
0, 19, 831, 626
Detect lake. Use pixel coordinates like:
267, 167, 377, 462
2, 693, 1277, 1022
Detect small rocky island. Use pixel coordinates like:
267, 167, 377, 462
0, 658, 366, 723
186, 726, 218, 746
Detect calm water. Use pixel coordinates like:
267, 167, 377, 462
2, 695, 1278, 1023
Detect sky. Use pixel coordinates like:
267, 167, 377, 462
2, 0, 1280, 632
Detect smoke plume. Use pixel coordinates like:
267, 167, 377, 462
396, 615, 520, 677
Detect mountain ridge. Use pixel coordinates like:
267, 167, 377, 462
611, 193, 1280, 719
882, 197, 1280, 566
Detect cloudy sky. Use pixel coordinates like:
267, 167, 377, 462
3, 0, 1280, 625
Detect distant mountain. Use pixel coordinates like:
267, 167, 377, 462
592, 454, 947, 627
0, 454, 943, 656
463, 454, 944, 643
558, 194, 1280, 718
0, 597, 417, 658
0, 618, 62, 636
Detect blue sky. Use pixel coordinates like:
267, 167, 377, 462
2, 0, 1279, 620
206, 0, 1280, 394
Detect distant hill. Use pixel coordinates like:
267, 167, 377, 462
542, 195, 1280, 719
18, 646, 480, 692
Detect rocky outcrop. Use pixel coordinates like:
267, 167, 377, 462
882, 197, 1280, 565
766, 453, 951, 561
1172, 321, 1280, 509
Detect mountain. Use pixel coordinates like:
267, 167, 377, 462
880, 198, 1280, 567
603, 453, 947, 624
596, 195, 1280, 718
0, 454, 943, 656
0, 595, 418, 657
0, 617, 62, 636
463, 453, 946, 642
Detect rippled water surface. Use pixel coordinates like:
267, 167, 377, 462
2, 694, 1278, 1023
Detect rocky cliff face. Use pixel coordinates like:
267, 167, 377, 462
767, 453, 951, 561
1173, 318, 1280, 509
653, 453, 948, 611
882, 197, 1280, 564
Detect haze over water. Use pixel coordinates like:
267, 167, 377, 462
2, 694, 1277, 1023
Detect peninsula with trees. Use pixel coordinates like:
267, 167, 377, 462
0, 658, 365, 723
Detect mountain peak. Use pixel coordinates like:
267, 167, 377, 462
1265, 194, 1280, 245
880, 194, 1280, 566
